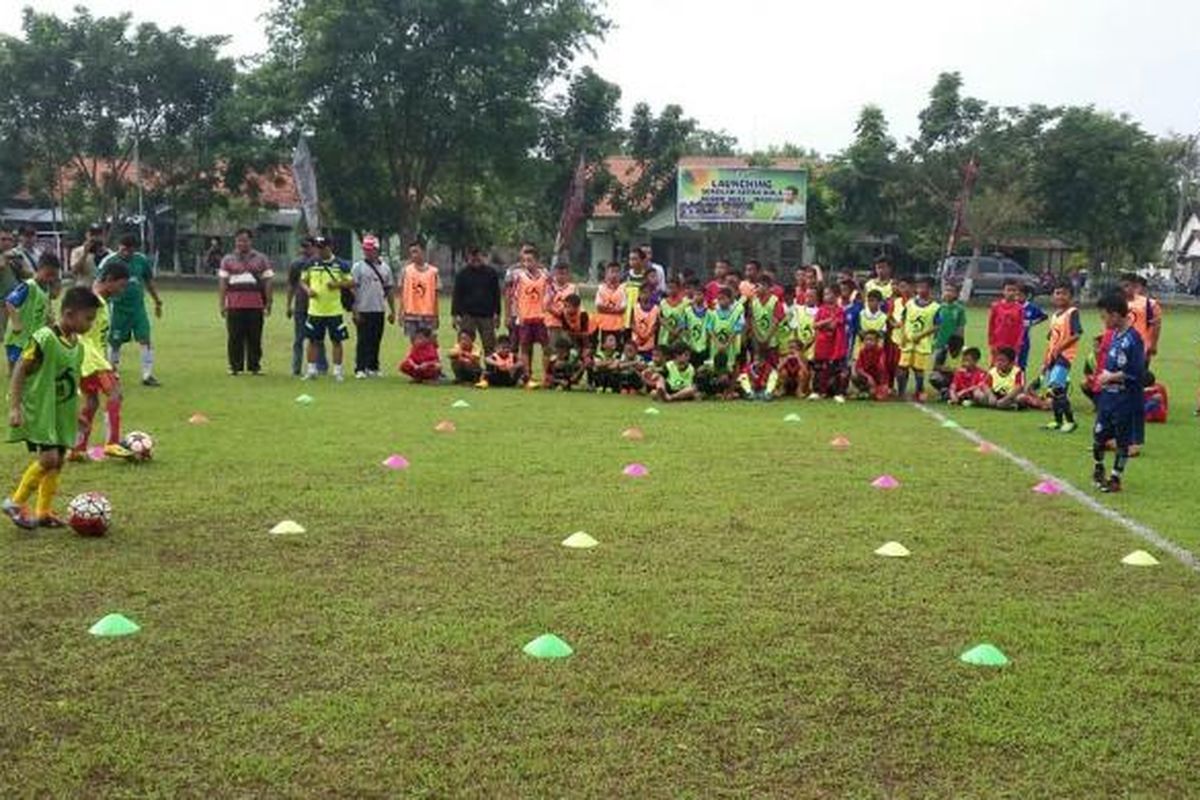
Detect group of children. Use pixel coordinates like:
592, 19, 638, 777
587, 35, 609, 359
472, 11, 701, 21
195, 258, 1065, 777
3, 252, 135, 528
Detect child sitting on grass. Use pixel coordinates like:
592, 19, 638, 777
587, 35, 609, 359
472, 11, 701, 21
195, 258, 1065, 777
696, 351, 735, 399
482, 335, 525, 388
590, 332, 620, 392
738, 344, 778, 401
449, 330, 482, 384
850, 329, 890, 400
779, 338, 811, 399
650, 345, 698, 403
546, 337, 584, 391
399, 327, 442, 382
615, 340, 644, 395
982, 346, 1027, 409
947, 347, 988, 405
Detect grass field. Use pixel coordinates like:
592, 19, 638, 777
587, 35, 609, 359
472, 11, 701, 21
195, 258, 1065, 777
2, 287, 1199, 798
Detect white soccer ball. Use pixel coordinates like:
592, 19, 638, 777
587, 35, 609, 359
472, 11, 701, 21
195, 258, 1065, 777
68, 491, 113, 537
123, 431, 155, 461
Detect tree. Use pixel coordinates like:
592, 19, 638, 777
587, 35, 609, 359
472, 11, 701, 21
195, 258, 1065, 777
259, 0, 608, 241
1034, 107, 1174, 264
830, 105, 896, 237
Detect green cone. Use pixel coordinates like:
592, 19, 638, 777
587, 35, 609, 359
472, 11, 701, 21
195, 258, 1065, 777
783, 413, 801, 423
451, 400, 470, 409
644, 407, 660, 416
89, 613, 140, 637
941, 419, 960, 429
959, 643, 1008, 667
522, 633, 573, 659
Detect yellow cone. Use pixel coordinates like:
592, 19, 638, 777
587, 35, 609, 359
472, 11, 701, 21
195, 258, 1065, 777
561, 531, 599, 549
1121, 550, 1159, 566
269, 520, 306, 535
874, 541, 911, 558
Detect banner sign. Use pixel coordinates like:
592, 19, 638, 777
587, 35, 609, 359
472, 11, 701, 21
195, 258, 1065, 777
676, 167, 807, 225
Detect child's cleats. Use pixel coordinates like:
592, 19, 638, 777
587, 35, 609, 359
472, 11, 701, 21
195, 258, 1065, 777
104, 443, 134, 460
1100, 476, 1122, 494
37, 514, 66, 529
1042, 421, 1061, 431
1059, 422, 1077, 434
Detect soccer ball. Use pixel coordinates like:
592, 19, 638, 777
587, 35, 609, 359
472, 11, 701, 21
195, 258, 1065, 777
68, 491, 112, 537
123, 431, 155, 461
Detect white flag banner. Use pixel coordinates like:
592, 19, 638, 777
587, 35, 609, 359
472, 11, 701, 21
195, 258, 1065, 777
292, 136, 321, 235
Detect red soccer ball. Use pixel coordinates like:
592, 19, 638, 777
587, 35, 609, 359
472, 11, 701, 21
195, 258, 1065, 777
67, 492, 112, 537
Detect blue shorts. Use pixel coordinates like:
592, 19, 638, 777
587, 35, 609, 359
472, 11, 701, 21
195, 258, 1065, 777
305, 315, 350, 343
1045, 363, 1070, 389
6, 344, 22, 364
1094, 407, 1134, 449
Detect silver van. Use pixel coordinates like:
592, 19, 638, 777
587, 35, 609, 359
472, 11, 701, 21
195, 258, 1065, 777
938, 256, 1041, 297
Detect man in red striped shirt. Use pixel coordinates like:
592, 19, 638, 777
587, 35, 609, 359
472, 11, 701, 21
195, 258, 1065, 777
218, 228, 274, 375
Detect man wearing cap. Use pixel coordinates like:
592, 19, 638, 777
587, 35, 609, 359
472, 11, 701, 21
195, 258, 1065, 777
70, 224, 110, 287
299, 235, 353, 382
218, 227, 274, 376
351, 235, 395, 377
451, 246, 501, 354
287, 237, 327, 376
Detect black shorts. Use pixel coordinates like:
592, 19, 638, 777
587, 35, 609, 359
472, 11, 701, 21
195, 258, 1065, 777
305, 315, 350, 343
1094, 408, 1134, 449
26, 442, 66, 456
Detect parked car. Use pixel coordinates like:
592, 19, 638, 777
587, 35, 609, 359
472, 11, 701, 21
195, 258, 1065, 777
937, 256, 1042, 297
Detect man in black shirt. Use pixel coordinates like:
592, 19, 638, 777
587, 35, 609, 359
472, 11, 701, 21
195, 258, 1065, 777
452, 246, 501, 354
286, 237, 328, 375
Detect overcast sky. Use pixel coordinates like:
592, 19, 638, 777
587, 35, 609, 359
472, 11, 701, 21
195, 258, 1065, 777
3, 0, 1197, 155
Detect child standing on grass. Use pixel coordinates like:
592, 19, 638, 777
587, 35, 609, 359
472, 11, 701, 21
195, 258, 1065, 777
706, 287, 745, 371
514, 247, 549, 389
5, 253, 60, 375
810, 286, 845, 400
1092, 291, 1145, 493
449, 330, 482, 385
930, 281, 966, 396
1040, 281, 1082, 433
482, 335, 525, 387
631, 286, 660, 359
658, 278, 689, 351
69, 262, 132, 461
897, 277, 940, 402
885, 278, 911, 391
4, 287, 100, 529
684, 283, 710, 368
988, 278, 1025, 366
1017, 285, 1049, 371
593, 262, 627, 349
399, 328, 442, 382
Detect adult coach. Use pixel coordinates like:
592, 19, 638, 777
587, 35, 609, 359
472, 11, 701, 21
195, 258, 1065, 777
218, 228, 274, 376
99, 234, 163, 387
286, 237, 326, 376
451, 246, 501, 354
69, 224, 109, 286
351, 235, 395, 377
300, 236, 352, 382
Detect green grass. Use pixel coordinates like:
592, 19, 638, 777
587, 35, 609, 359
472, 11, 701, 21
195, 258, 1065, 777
2, 288, 1199, 797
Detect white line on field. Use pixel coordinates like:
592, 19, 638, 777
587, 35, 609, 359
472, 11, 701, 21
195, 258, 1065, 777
912, 402, 1200, 573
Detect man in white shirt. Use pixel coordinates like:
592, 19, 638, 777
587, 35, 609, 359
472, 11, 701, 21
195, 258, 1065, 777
351, 235, 395, 377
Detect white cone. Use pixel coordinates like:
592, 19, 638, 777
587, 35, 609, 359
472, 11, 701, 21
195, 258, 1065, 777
561, 531, 599, 549
270, 520, 306, 535
874, 541, 911, 558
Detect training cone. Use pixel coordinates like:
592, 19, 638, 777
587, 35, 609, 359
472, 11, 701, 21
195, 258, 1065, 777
294, 394, 315, 405
382, 454, 410, 470
959, 643, 1009, 667
643, 407, 661, 416
941, 419, 960, 429
977, 441, 996, 454
434, 420, 456, 433
269, 520, 305, 535
871, 475, 900, 490
87, 445, 106, 461
621, 427, 644, 440
561, 531, 599, 549
523, 633, 574, 659
188, 413, 209, 425
88, 613, 140, 637
783, 413, 802, 423
874, 541, 911, 558
1121, 550, 1159, 566
623, 463, 649, 478
830, 436, 851, 449
1032, 480, 1062, 495
451, 400, 470, 409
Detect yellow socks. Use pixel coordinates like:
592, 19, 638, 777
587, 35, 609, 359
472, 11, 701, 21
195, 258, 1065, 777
35, 469, 60, 518
13, 461, 45, 505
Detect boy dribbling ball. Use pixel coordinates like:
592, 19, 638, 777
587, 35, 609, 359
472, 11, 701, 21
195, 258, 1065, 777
4, 287, 101, 529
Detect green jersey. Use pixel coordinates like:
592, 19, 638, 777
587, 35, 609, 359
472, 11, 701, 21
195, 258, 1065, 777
684, 304, 709, 354
9, 325, 82, 447
934, 300, 967, 350
4, 278, 52, 351
904, 298, 941, 354
749, 295, 781, 344
706, 305, 744, 363
665, 361, 695, 392
100, 251, 154, 317
658, 298, 689, 347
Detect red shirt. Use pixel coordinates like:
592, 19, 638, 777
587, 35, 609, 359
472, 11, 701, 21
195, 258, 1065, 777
951, 366, 987, 394
219, 250, 274, 310
854, 345, 888, 383
1144, 383, 1167, 422
703, 280, 723, 307
406, 341, 439, 365
813, 304, 843, 361
988, 299, 1025, 353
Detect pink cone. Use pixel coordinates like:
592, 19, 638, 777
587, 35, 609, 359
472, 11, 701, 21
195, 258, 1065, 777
1032, 480, 1061, 495
977, 441, 995, 454
188, 413, 209, 424
382, 454, 410, 470
623, 463, 649, 477
871, 474, 900, 489
87, 445, 106, 461
434, 420, 456, 433
831, 436, 851, 449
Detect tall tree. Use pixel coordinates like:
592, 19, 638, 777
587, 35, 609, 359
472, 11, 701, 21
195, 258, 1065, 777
831, 104, 896, 236
259, 0, 608, 240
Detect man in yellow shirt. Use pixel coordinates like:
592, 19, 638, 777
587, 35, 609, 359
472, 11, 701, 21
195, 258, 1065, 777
300, 236, 353, 382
